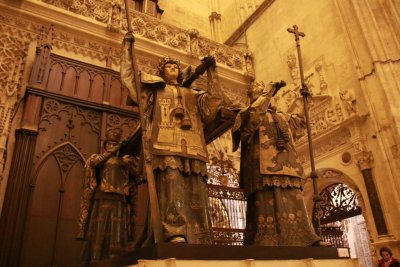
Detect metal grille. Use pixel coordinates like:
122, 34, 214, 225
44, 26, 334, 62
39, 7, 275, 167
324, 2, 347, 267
313, 183, 362, 225
207, 185, 246, 245
319, 226, 346, 247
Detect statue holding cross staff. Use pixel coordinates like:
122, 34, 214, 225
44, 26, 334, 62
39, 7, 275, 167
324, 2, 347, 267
231, 25, 330, 247
119, 0, 224, 246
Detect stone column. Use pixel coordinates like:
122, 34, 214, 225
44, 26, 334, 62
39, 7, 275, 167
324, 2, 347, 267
335, 0, 400, 198
209, 11, 222, 42
356, 150, 388, 236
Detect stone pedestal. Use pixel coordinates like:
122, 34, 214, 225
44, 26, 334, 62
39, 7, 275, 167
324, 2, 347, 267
131, 258, 359, 267
92, 243, 355, 267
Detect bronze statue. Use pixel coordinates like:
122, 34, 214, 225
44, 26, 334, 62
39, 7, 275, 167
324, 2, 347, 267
77, 129, 139, 264
232, 81, 322, 246
120, 32, 223, 245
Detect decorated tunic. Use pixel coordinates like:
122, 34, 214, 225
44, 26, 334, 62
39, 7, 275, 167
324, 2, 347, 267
98, 156, 134, 195
148, 82, 208, 162
232, 84, 305, 195
123, 67, 222, 174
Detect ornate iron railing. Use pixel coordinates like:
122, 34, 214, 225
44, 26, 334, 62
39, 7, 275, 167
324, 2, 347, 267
319, 226, 346, 248
313, 183, 362, 225
207, 184, 246, 245
208, 184, 350, 248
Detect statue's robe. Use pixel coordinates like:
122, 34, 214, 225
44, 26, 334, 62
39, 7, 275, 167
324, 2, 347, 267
140, 77, 220, 244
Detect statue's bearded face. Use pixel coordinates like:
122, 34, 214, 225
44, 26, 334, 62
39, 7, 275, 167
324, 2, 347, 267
163, 63, 179, 83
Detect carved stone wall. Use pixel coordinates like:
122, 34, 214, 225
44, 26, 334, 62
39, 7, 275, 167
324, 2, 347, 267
158, 0, 212, 38
334, 2, 400, 254
342, 1, 399, 252
239, 0, 400, 256
11, 0, 247, 72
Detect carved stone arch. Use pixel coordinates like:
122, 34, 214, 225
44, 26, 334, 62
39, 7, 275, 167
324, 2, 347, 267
301, 168, 373, 250
304, 168, 376, 246
316, 168, 358, 189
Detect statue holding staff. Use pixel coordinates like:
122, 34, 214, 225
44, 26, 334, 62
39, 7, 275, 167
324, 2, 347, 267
77, 128, 140, 264
232, 81, 322, 246
120, 31, 224, 244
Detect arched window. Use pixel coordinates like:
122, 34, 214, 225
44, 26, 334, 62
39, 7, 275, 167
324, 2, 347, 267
313, 183, 362, 226
133, 0, 163, 18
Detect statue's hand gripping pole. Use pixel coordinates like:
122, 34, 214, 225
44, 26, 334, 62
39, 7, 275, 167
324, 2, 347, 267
123, 0, 163, 243
182, 56, 216, 88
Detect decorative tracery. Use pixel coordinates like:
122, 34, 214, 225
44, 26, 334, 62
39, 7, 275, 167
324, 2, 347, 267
207, 156, 240, 188
313, 183, 362, 226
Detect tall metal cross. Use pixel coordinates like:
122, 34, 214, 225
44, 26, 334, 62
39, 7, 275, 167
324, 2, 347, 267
287, 25, 322, 234
287, 25, 307, 96
287, 25, 305, 41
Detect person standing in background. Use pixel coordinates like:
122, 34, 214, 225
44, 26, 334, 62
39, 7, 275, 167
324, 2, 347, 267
378, 247, 400, 267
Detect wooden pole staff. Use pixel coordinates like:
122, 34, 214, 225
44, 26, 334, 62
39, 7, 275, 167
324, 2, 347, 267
287, 25, 322, 233
123, 0, 162, 243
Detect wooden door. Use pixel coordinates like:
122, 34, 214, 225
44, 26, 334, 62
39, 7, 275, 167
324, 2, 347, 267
20, 144, 85, 267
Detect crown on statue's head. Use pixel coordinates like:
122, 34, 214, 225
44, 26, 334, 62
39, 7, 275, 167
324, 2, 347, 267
105, 128, 122, 142
158, 56, 181, 72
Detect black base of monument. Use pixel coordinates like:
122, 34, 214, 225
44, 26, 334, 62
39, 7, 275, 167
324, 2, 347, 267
92, 243, 347, 267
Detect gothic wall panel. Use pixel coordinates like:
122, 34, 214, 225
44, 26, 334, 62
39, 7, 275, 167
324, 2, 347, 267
91, 74, 105, 103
